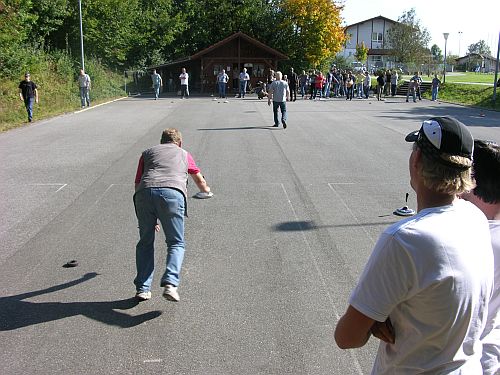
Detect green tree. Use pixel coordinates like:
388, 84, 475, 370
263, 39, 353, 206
27, 0, 70, 47
279, 0, 346, 68
83, 0, 140, 67
127, 0, 186, 67
169, 0, 276, 60
430, 44, 442, 62
386, 8, 431, 65
468, 40, 491, 55
0, 0, 37, 75
355, 42, 369, 67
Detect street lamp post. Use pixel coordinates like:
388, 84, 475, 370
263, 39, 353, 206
458, 31, 462, 57
78, 0, 85, 71
443, 33, 449, 83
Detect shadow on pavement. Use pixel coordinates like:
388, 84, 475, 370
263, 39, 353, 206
273, 220, 398, 232
197, 126, 276, 131
0, 273, 161, 331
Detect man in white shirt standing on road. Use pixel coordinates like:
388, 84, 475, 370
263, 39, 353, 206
179, 67, 189, 99
335, 116, 494, 374
238, 68, 250, 98
78, 69, 91, 108
267, 71, 290, 129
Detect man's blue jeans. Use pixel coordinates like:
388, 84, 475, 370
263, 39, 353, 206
239, 81, 247, 97
431, 87, 439, 101
134, 187, 185, 292
272, 101, 287, 126
153, 85, 160, 99
24, 97, 34, 121
218, 82, 226, 98
80, 87, 90, 107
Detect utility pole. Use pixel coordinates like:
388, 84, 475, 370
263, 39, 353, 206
78, 0, 85, 71
493, 31, 499, 103
443, 33, 449, 83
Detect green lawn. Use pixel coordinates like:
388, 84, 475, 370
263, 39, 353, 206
402, 72, 498, 84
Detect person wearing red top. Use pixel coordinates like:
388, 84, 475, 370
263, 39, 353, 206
315, 71, 325, 99
133, 128, 212, 303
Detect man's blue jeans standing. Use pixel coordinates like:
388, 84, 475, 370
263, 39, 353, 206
134, 187, 185, 293
153, 85, 160, 100
431, 86, 439, 101
80, 87, 90, 107
24, 97, 34, 122
218, 82, 227, 98
239, 80, 247, 98
272, 101, 287, 127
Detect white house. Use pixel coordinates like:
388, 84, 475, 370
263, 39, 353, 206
339, 16, 399, 69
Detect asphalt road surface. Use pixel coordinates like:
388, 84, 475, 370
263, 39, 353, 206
1, 93, 499, 374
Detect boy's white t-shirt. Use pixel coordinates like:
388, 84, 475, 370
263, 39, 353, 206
481, 221, 500, 375
350, 199, 494, 374
179, 73, 188, 85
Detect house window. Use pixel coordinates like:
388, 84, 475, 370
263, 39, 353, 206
371, 32, 383, 43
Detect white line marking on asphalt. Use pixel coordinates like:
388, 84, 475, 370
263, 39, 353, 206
327, 183, 376, 244
55, 184, 67, 192
280, 183, 364, 375
143, 359, 163, 363
68, 184, 115, 233
75, 96, 128, 114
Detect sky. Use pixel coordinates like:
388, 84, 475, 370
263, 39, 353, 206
340, 0, 500, 57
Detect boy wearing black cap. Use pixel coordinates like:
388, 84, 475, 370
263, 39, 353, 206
18, 72, 39, 122
335, 117, 494, 374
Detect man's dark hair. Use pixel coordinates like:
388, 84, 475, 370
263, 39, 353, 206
472, 140, 500, 204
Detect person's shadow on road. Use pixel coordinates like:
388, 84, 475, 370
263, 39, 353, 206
0, 272, 162, 331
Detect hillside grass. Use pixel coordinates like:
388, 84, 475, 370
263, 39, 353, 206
0, 51, 128, 132
422, 83, 500, 111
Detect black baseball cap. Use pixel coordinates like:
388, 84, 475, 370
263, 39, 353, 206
405, 117, 473, 169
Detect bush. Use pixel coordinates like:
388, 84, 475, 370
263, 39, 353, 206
0, 48, 126, 131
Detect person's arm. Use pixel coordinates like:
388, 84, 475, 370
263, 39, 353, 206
134, 155, 144, 190
191, 172, 210, 193
267, 84, 273, 105
187, 152, 210, 193
19, 88, 24, 101
335, 305, 375, 348
286, 85, 291, 101
34, 88, 39, 103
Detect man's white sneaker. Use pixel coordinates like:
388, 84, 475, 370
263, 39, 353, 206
163, 285, 180, 302
135, 291, 151, 301
194, 191, 213, 199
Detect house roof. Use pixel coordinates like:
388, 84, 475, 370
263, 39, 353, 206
345, 15, 398, 29
191, 31, 288, 60
151, 32, 288, 70
455, 53, 497, 61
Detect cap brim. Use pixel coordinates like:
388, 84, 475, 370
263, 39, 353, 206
405, 130, 419, 142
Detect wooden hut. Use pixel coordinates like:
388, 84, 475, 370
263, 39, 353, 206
151, 32, 288, 94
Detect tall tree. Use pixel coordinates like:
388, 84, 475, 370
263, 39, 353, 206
386, 8, 431, 65
430, 44, 442, 62
279, 0, 346, 68
468, 40, 491, 55
355, 42, 369, 67
81, 0, 139, 67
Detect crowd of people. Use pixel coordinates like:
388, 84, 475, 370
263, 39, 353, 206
260, 67, 402, 102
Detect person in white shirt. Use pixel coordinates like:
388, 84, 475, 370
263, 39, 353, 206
151, 69, 162, 100
461, 139, 500, 375
267, 71, 290, 129
78, 69, 91, 108
216, 69, 229, 99
238, 68, 250, 98
179, 67, 189, 99
335, 116, 494, 374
